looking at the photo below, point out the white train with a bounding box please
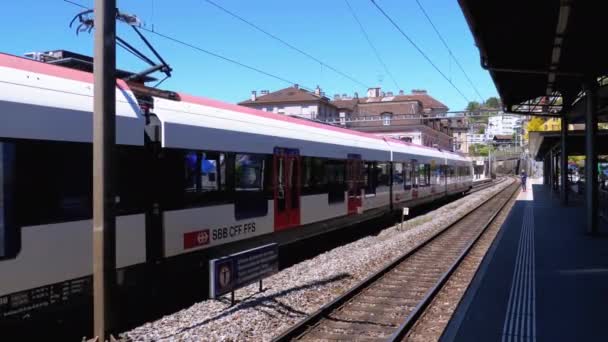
[0,52,472,329]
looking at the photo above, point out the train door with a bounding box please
[346,154,363,214]
[273,147,301,230]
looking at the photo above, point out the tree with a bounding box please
[484,97,501,109]
[466,101,481,111]
[469,143,494,157]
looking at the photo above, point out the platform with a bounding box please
[442,178,608,342]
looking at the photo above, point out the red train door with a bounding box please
[346,154,363,214]
[273,148,301,230]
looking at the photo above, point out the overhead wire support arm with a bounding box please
[370,0,471,103]
[66,1,172,82]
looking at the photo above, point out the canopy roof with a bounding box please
[458,1,608,116]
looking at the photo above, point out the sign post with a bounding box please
[400,207,409,230]
[209,244,279,306]
[92,0,117,340]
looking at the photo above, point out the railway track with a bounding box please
[469,177,505,194]
[274,179,518,342]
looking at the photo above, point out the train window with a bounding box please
[161,149,232,209]
[184,152,226,193]
[377,163,390,191]
[116,146,149,215]
[418,164,426,187]
[364,162,377,195]
[234,153,268,219]
[302,157,326,195]
[17,141,92,226]
[403,162,412,190]
[418,164,431,187]
[235,154,264,191]
[393,163,404,186]
[325,159,345,204]
[0,142,17,259]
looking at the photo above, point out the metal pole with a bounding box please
[93,0,117,340]
[584,82,598,234]
[561,114,568,205]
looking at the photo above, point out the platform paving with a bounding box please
[442,178,608,342]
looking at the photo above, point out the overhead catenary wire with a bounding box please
[202,0,370,89]
[344,0,400,91]
[139,27,315,90]
[414,0,485,103]
[370,0,471,104]
[62,0,315,91]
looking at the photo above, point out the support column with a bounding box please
[584,82,598,234]
[547,150,553,187]
[555,150,559,191]
[543,155,551,186]
[93,0,117,340]
[561,114,569,204]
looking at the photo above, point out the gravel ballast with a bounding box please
[123,179,513,341]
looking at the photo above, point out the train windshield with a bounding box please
[0,142,16,258]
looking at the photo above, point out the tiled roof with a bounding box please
[330,92,449,115]
[332,98,359,111]
[238,86,331,105]
[356,101,419,116]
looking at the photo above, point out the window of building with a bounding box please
[381,112,392,126]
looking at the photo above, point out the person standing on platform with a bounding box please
[520,170,527,192]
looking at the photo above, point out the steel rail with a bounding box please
[272,178,517,341]
[387,179,519,341]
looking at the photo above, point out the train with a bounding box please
[0,51,473,331]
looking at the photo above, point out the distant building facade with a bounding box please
[238,85,454,150]
[238,85,338,121]
[449,118,469,153]
[487,113,522,138]
[332,87,453,149]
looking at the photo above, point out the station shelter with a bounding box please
[441,1,608,341]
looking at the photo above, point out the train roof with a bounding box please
[0,52,471,165]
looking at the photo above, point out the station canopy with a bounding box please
[458,1,608,122]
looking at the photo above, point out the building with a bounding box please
[239,85,454,150]
[487,113,522,138]
[449,117,470,153]
[332,87,453,149]
[467,133,487,145]
[238,85,338,121]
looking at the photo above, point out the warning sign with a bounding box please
[209,243,278,298]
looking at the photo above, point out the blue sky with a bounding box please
[1,0,497,110]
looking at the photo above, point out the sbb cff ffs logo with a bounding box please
[183,229,210,249]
